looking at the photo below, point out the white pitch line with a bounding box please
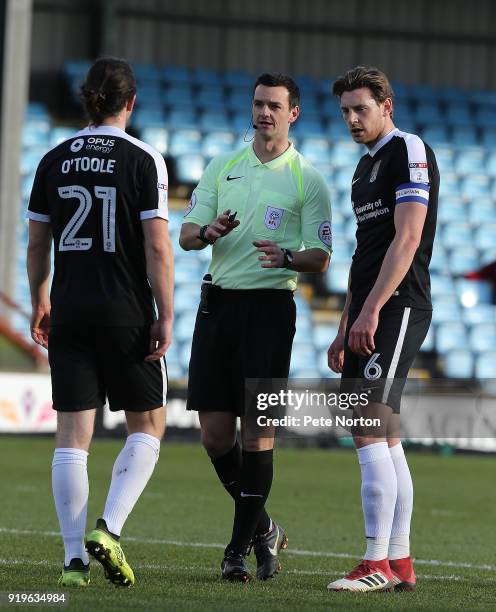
[1,558,493,583]
[0,527,494,572]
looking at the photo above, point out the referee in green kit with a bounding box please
[179,73,332,582]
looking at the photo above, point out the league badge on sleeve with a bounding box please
[409,162,429,183]
[264,206,284,230]
[184,192,197,216]
[319,221,332,247]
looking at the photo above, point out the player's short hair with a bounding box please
[80,57,136,125]
[253,73,300,109]
[332,66,394,106]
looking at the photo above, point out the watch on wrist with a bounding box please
[282,248,294,268]
[198,224,215,245]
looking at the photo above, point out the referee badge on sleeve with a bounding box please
[184,192,197,216]
[318,221,332,247]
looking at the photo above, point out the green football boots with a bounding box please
[85,519,135,587]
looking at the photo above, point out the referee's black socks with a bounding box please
[209,443,272,535]
[228,449,274,554]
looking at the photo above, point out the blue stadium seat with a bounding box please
[313,323,339,350]
[445,103,473,126]
[175,312,198,342]
[226,89,253,110]
[485,152,496,177]
[163,85,194,107]
[454,148,486,174]
[333,167,354,191]
[192,68,221,86]
[474,351,496,379]
[199,111,232,132]
[320,99,342,121]
[459,174,491,198]
[175,154,205,184]
[456,279,492,307]
[430,273,455,298]
[429,245,449,274]
[201,131,235,158]
[442,222,473,248]
[435,322,468,353]
[480,126,496,147]
[299,138,331,164]
[327,121,351,141]
[432,295,461,323]
[474,108,496,127]
[443,349,474,378]
[467,198,495,224]
[452,125,479,146]
[462,303,496,325]
[292,117,324,138]
[223,70,252,88]
[140,127,169,155]
[434,146,455,173]
[50,127,77,147]
[438,172,460,197]
[290,347,318,376]
[469,323,496,352]
[132,108,166,128]
[474,224,496,249]
[440,87,469,104]
[414,101,443,123]
[162,66,192,85]
[326,262,349,294]
[196,85,226,108]
[420,125,450,144]
[133,63,161,80]
[329,142,362,168]
[447,246,479,276]
[437,198,467,223]
[330,236,353,263]
[169,129,202,156]
[408,84,440,102]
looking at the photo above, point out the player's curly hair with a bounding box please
[332,66,394,105]
[253,73,300,109]
[80,57,136,125]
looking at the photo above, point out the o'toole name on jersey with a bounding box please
[61,157,116,174]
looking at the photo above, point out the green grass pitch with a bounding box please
[0,437,495,611]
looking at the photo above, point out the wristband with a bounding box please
[198,225,215,245]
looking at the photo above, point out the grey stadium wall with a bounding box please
[30,0,496,90]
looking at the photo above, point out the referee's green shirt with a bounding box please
[184,143,332,290]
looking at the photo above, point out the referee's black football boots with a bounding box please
[221,549,251,582]
[251,522,288,580]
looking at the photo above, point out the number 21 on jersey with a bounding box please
[58,184,116,252]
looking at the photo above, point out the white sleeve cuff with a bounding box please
[26,211,51,222]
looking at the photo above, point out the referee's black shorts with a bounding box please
[48,326,168,412]
[187,288,296,416]
[341,306,431,413]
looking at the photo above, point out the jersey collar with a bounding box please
[368,127,399,157]
[248,142,297,168]
[77,125,127,137]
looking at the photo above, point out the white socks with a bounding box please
[357,442,397,561]
[388,442,413,560]
[52,448,89,566]
[102,433,160,536]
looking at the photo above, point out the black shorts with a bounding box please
[187,288,296,416]
[341,306,431,413]
[48,326,168,412]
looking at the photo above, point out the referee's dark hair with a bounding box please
[332,66,394,109]
[253,73,300,109]
[80,57,137,125]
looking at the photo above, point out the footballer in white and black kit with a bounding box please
[27,125,169,411]
[342,128,439,411]
[327,67,439,594]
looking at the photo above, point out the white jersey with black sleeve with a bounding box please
[27,125,168,326]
